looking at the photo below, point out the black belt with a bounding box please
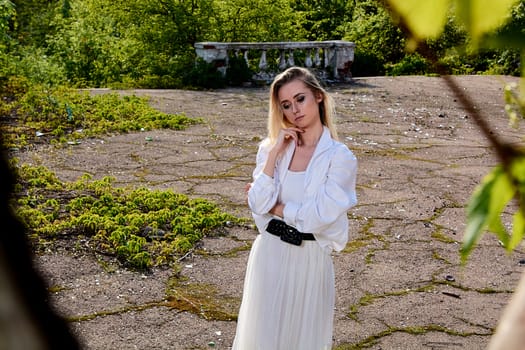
[266,219,315,246]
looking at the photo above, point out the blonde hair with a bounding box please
[267,67,338,144]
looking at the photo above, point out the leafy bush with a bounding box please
[130,74,181,89]
[182,58,226,89]
[12,164,241,269]
[342,0,406,66]
[0,78,202,149]
[386,53,429,76]
[226,54,253,86]
[437,53,475,75]
[494,50,521,76]
[351,49,385,77]
[9,46,67,86]
[437,49,520,76]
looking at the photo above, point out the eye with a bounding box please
[296,95,305,103]
[281,103,291,110]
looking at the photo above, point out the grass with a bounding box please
[3,78,243,270]
[1,77,202,150]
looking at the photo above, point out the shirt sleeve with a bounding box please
[283,144,358,234]
[247,142,280,216]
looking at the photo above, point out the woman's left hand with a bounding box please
[244,183,252,204]
[269,202,284,218]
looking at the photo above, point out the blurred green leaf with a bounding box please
[510,155,525,182]
[456,0,520,45]
[508,155,525,250]
[461,167,514,262]
[387,0,520,47]
[509,210,525,250]
[486,168,514,241]
[462,154,525,261]
[386,0,450,39]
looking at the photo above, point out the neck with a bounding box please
[299,126,323,147]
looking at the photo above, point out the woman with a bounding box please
[232,67,358,350]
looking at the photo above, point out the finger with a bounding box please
[281,131,297,142]
[283,133,295,142]
[284,127,303,136]
[288,127,304,133]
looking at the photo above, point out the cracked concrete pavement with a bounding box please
[21,75,525,349]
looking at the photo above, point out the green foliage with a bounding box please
[435,48,520,75]
[45,0,136,87]
[505,81,525,127]
[225,54,253,86]
[461,155,525,262]
[11,0,60,46]
[343,1,406,65]
[0,0,15,45]
[12,164,240,269]
[5,46,67,85]
[0,78,201,149]
[386,53,429,76]
[490,49,522,76]
[387,0,520,45]
[2,0,524,87]
[214,0,300,41]
[481,0,525,76]
[351,49,385,77]
[426,17,468,58]
[436,53,475,75]
[183,58,226,89]
[290,0,351,41]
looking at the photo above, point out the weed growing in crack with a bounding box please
[166,276,239,321]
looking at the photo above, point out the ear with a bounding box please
[315,92,323,104]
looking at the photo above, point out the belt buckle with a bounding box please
[280,227,303,246]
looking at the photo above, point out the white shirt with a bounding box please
[248,126,358,252]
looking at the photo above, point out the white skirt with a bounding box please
[232,231,335,350]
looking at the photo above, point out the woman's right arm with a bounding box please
[247,143,280,215]
[262,149,279,178]
[262,128,302,177]
[248,129,300,215]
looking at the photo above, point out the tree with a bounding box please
[43,0,218,87]
[0,0,15,44]
[11,0,59,46]
[384,0,524,348]
[290,0,352,41]
[45,0,129,86]
[214,0,300,42]
[340,0,405,75]
[120,0,217,85]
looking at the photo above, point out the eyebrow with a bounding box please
[280,92,306,105]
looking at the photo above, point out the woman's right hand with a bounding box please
[263,127,303,178]
[271,127,304,157]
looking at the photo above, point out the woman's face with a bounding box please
[277,80,323,130]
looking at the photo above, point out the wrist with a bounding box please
[270,202,284,218]
[268,148,280,160]
[263,152,279,177]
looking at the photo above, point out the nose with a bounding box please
[291,101,300,114]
